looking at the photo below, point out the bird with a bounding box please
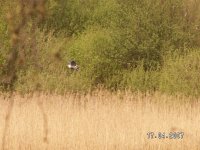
[67,60,79,70]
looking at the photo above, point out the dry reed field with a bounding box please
[0,91,200,150]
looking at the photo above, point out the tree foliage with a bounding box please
[0,0,200,95]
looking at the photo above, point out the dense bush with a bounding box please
[13,31,92,93]
[67,27,126,87]
[45,0,96,35]
[160,50,200,96]
[0,8,9,74]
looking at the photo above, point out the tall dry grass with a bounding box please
[0,91,200,150]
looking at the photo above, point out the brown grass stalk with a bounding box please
[1,95,14,150]
[37,99,49,147]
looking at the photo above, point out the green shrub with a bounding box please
[88,0,124,28]
[117,0,198,70]
[160,50,200,96]
[120,63,160,92]
[67,27,125,86]
[45,0,97,36]
[45,0,200,71]
[11,30,91,93]
[0,12,9,74]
